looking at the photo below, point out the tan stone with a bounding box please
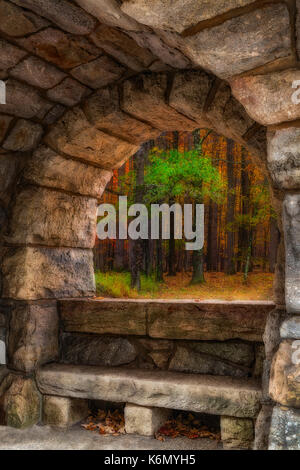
[230,69,300,126]
[269,340,300,408]
[0,0,49,37]
[24,146,112,198]
[45,108,138,170]
[8,301,59,373]
[221,416,254,449]
[60,299,147,336]
[7,186,97,248]
[10,56,66,90]
[3,119,43,152]
[125,403,170,436]
[83,87,159,144]
[122,73,197,131]
[47,78,90,107]
[2,247,95,300]
[0,374,40,428]
[43,396,88,427]
[71,56,125,89]
[121,0,258,33]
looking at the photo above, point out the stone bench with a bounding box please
[37,364,262,419]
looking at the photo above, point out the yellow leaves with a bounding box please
[82,408,126,437]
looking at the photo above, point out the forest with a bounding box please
[94,130,279,300]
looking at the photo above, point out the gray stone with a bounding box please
[10,0,97,34]
[43,104,66,126]
[0,0,49,37]
[10,56,66,89]
[71,56,125,89]
[0,39,26,70]
[220,416,254,449]
[184,5,291,78]
[188,341,254,367]
[90,25,155,72]
[125,403,171,437]
[263,308,287,360]
[281,317,300,339]
[47,78,90,107]
[2,246,95,300]
[43,396,89,428]
[0,115,13,144]
[268,128,300,190]
[45,107,138,170]
[283,194,300,314]
[24,146,112,198]
[37,363,262,418]
[74,0,144,31]
[0,79,52,119]
[253,404,273,450]
[121,0,257,33]
[169,345,249,378]
[7,186,98,248]
[122,73,197,131]
[230,69,300,126]
[60,299,147,336]
[3,119,43,152]
[83,86,159,144]
[269,406,300,450]
[253,344,265,378]
[61,334,137,366]
[7,301,59,373]
[18,28,100,70]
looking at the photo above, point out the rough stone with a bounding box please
[122,73,197,131]
[148,351,170,369]
[0,39,26,70]
[2,247,95,300]
[74,0,144,31]
[3,119,43,152]
[268,128,300,190]
[43,104,66,126]
[253,404,273,450]
[43,396,88,428]
[169,346,249,378]
[7,186,98,248]
[121,0,257,33]
[0,115,13,144]
[37,363,262,418]
[91,25,155,72]
[296,0,300,59]
[45,107,138,170]
[263,308,287,360]
[61,334,137,366]
[60,299,147,336]
[0,374,40,428]
[220,416,254,449]
[184,5,291,79]
[47,78,90,107]
[83,86,159,144]
[253,344,265,378]
[0,154,20,206]
[269,406,300,450]
[71,56,125,89]
[18,28,100,70]
[10,56,66,90]
[281,317,300,339]
[147,300,272,341]
[0,314,5,328]
[24,146,112,198]
[124,403,171,436]
[283,194,300,314]
[7,301,59,373]
[230,69,300,126]
[269,340,300,408]
[0,79,52,119]
[10,0,97,35]
[0,0,49,37]
[187,341,254,367]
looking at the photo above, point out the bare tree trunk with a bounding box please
[269,216,280,273]
[225,139,236,275]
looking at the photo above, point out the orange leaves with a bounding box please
[82,409,125,436]
[155,412,221,442]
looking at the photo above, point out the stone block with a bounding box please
[43,396,88,427]
[269,406,300,450]
[2,246,95,300]
[8,301,59,373]
[71,56,125,89]
[125,403,171,436]
[3,119,43,152]
[281,317,300,339]
[0,0,49,37]
[42,104,66,126]
[7,186,97,248]
[23,146,112,198]
[0,115,13,144]
[47,78,90,107]
[184,5,291,78]
[10,56,66,90]
[253,344,265,378]
[268,128,300,190]
[220,416,254,449]
[60,299,147,336]
[253,404,273,450]
[0,153,21,206]
[0,39,26,70]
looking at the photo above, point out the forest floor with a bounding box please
[95,271,274,301]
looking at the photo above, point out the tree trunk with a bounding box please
[225,139,236,275]
[237,148,250,272]
[269,216,280,273]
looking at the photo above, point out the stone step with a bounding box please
[37,364,262,418]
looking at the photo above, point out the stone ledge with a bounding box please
[37,363,262,418]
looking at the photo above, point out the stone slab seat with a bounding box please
[36,364,262,419]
